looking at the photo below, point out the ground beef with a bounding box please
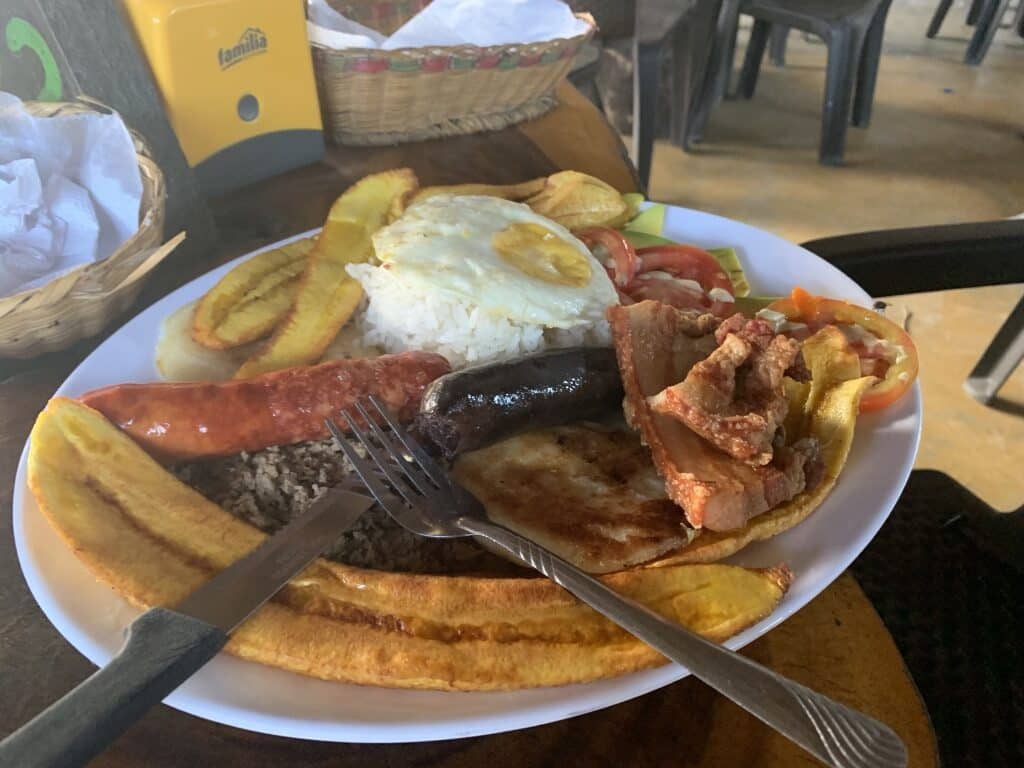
[172,439,522,576]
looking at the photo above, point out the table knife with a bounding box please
[0,486,375,768]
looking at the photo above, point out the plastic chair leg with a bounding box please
[708,0,743,103]
[967,0,985,25]
[965,294,1024,404]
[633,38,663,191]
[689,48,724,146]
[668,18,697,151]
[820,27,864,165]
[966,0,1012,64]
[852,0,891,128]
[769,25,789,65]
[927,0,954,37]
[737,19,770,99]
[673,0,723,150]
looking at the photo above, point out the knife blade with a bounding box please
[176,486,375,632]
[0,484,374,768]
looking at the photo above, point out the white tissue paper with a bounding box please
[307,0,387,50]
[0,92,143,298]
[307,0,589,51]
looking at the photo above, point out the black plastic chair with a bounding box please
[802,218,1024,402]
[927,0,1014,64]
[768,24,790,64]
[634,0,726,189]
[733,0,893,165]
[801,218,1024,295]
[927,0,984,36]
[965,0,1016,63]
[968,0,986,25]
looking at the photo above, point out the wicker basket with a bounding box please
[0,99,177,359]
[311,3,596,145]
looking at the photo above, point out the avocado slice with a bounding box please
[706,247,750,298]
[626,203,666,236]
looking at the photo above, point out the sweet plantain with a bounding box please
[28,397,792,690]
[409,178,546,207]
[523,171,631,230]
[192,238,314,349]
[235,169,419,379]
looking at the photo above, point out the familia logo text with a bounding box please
[218,27,267,69]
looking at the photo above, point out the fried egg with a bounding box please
[361,194,618,327]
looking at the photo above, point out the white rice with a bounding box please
[347,263,611,368]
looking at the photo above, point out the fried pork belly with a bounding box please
[609,301,817,532]
[648,315,800,465]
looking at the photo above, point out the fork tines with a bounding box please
[325,397,445,514]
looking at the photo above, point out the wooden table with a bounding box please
[0,83,938,767]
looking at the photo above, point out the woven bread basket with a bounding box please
[0,99,177,359]
[312,2,596,145]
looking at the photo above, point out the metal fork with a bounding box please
[326,398,908,768]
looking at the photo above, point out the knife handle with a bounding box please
[0,607,227,768]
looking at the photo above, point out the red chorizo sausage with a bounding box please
[79,352,451,462]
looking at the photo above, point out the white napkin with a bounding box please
[307,0,589,51]
[0,92,142,298]
[307,0,387,49]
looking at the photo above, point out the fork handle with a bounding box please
[459,517,907,768]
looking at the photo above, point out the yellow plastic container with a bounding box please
[121,0,323,194]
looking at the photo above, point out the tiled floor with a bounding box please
[648,0,1024,243]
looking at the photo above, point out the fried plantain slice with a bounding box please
[192,238,313,349]
[410,172,634,230]
[29,397,791,690]
[409,178,547,207]
[234,169,418,379]
[801,325,868,423]
[523,171,631,230]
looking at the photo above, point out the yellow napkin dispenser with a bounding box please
[121,0,324,196]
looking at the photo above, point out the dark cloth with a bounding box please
[852,469,1024,768]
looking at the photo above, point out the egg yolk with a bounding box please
[492,223,592,287]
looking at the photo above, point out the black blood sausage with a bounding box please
[415,347,624,458]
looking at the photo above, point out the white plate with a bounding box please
[12,204,921,743]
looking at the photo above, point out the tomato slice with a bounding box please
[636,245,734,291]
[626,271,708,311]
[767,288,919,412]
[635,244,735,316]
[574,227,639,287]
[574,230,736,315]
